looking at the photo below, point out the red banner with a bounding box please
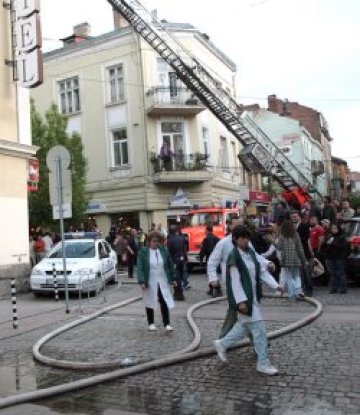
[249,191,270,203]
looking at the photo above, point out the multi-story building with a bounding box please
[242,108,327,198]
[350,172,360,194]
[331,157,351,199]
[31,13,248,234]
[267,95,333,192]
[0,4,39,294]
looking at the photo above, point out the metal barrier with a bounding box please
[77,268,121,313]
[52,263,59,301]
[10,278,18,329]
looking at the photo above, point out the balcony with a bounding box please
[150,152,212,183]
[146,86,206,117]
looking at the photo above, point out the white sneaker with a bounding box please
[257,362,278,375]
[213,339,227,362]
[148,324,157,331]
[165,325,173,332]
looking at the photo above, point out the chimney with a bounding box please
[73,22,91,37]
[61,22,91,47]
[113,8,129,29]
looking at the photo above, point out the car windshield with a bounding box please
[189,212,222,227]
[48,241,95,259]
[339,221,360,237]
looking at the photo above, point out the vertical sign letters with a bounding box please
[13,0,43,88]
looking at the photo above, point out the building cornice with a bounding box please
[0,139,38,159]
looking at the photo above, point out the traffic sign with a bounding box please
[46,146,72,206]
[52,203,72,220]
[49,170,72,205]
[46,145,70,172]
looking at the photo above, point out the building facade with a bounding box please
[0,4,38,294]
[331,157,351,199]
[31,16,250,235]
[350,172,360,194]
[243,108,328,198]
[267,95,333,192]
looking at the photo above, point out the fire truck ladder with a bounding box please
[107,0,319,194]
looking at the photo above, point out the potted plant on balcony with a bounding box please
[191,152,208,171]
[150,151,160,173]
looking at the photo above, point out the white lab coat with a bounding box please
[142,248,175,310]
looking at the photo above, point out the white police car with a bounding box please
[30,232,118,295]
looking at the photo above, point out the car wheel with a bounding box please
[32,291,43,297]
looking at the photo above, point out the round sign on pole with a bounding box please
[46,145,71,172]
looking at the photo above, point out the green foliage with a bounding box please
[349,193,360,209]
[29,101,89,230]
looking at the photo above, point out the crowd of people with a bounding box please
[28,195,357,376]
[120,196,357,376]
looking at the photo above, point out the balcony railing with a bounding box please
[146,86,205,116]
[150,152,209,173]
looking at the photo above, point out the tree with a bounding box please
[349,193,360,210]
[29,101,89,230]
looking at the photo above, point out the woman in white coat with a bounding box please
[137,231,176,331]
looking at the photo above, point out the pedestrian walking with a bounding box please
[276,220,307,300]
[167,225,188,300]
[137,231,176,331]
[126,229,138,279]
[213,225,283,375]
[199,224,220,264]
[290,211,313,296]
[113,231,128,271]
[323,223,348,294]
[207,216,243,299]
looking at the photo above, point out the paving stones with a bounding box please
[0,276,359,414]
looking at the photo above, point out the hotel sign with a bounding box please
[13,0,43,88]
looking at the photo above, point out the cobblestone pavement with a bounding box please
[0,273,359,414]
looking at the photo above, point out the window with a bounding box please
[219,136,229,169]
[231,141,237,171]
[189,212,222,227]
[157,58,179,96]
[112,128,129,167]
[202,127,209,155]
[108,65,124,103]
[161,122,185,154]
[59,77,80,114]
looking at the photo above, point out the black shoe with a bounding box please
[213,288,223,298]
[173,295,185,301]
[329,290,337,294]
[339,290,347,294]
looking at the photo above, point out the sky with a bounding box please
[40,0,360,171]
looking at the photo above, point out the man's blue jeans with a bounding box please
[219,319,269,366]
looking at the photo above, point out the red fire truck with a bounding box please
[181,207,241,269]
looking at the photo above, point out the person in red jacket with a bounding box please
[34,234,45,263]
[309,216,325,258]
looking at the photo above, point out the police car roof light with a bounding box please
[64,232,100,240]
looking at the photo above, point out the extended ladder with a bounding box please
[107,0,317,193]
